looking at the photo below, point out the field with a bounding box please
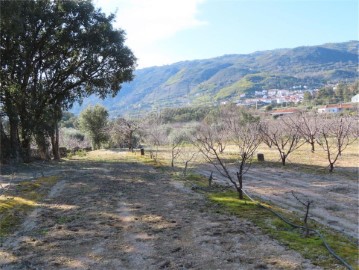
[0,144,358,269]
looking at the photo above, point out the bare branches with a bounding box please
[260,117,305,166]
[285,113,320,152]
[291,191,314,237]
[193,117,262,199]
[108,118,140,151]
[316,115,357,172]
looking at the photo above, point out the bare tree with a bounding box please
[109,118,140,151]
[316,115,357,173]
[59,128,91,150]
[284,113,320,153]
[178,134,198,176]
[168,131,186,167]
[291,191,313,237]
[261,117,305,166]
[181,151,197,176]
[194,121,261,199]
[142,114,167,162]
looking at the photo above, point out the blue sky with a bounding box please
[95,0,358,68]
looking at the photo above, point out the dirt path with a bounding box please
[1,151,321,269]
[197,163,359,240]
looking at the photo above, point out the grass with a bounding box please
[187,174,358,270]
[0,176,58,238]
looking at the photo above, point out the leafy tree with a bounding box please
[78,105,109,150]
[60,112,77,129]
[0,0,136,162]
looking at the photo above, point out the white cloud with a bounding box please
[95,0,207,67]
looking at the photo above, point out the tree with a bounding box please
[1,0,136,162]
[78,105,109,150]
[285,113,320,153]
[141,113,167,162]
[168,129,187,167]
[194,119,261,199]
[316,115,356,172]
[261,117,305,166]
[109,118,140,151]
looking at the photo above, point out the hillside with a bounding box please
[71,41,359,116]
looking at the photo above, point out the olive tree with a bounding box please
[78,105,109,150]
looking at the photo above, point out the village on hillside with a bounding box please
[220,83,359,116]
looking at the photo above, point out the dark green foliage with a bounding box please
[308,80,358,105]
[60,112,77,128]
[78,105,109,150]
[160,106,212,123]
[0,0,136,162]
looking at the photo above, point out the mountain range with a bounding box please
[71,41,359,116]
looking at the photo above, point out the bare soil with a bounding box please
[0,150,321,270]
[197,162,359,240]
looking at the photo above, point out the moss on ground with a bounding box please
[0,176,58,237]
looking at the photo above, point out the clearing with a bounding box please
[0,150,322,270]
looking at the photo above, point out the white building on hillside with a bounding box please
[351,94,359,103]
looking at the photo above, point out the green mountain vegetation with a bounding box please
[71,41,359,116]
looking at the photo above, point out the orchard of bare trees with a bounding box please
[2,94,357,198]
[112,105,357,199]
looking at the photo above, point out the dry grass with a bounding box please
[138,141,358,176]
[254,141,359,169]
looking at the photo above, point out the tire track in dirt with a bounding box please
[1,154,321,269]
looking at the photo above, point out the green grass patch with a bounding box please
[0,176,59,238]
[207,190,358,270]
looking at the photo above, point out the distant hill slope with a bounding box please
[71,41,359,116]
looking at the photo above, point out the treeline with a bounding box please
[304,81,358,105]
[160,107,213,123]
[0,0,136,163]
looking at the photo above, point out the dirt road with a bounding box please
[0,151,321,270]
[197,163,359,240]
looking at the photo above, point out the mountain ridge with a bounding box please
[71,41,359,116]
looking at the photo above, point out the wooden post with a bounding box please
[140,148,145,155]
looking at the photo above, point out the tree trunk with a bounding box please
[0,120,11,162]
[310,142,315,153]
[281,153,287,166]
[35,133,50,160]
[21,137,32,163]
[329,163,334,173]
[236,172,243,200]
[183,160,189,176]
[128,131,133,152]
[51,122,60,160]
[9,117,21,162]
